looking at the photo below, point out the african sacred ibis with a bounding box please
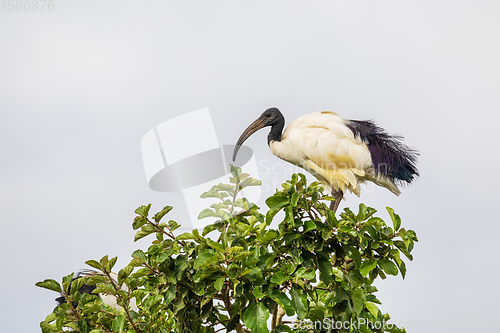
[55,270,138,311]
[233,108,418,212]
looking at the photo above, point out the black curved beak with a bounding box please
[232,116,268,161]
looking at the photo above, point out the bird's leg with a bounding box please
[330,189,343,213]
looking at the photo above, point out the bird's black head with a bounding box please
[232,107,285,161]
[259,107,284,127]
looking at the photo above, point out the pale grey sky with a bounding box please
[1,1,499,332]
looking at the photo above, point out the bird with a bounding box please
[232,107,418,212]
[55,270,138,312]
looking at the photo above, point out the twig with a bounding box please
[103,271,139,333]
[147,220,186,246]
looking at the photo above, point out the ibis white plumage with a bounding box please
[232,108,418,212]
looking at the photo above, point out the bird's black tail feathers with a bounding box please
[346,120,419,184]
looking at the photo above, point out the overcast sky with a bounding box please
[1,1,500,332]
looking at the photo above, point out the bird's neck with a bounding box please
[268,123,284,144]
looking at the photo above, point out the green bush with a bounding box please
[37,166,417,333]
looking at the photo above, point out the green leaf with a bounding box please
[268,289,294,316]
[201,300,214,320]
[40,313,58,333]
[317,254,332,285]
[398,228,412,250]
[399,260,407,279]
[265,194,290,210]
[347,271,363,288]
[132,216,147,230]
[285,205,293,224]
[233,250,253,261]
[107,256,118,271]
[303,220,317,233]
[290,286,308,320]
[134,229,155,242]
[191,228,203,243]
[176,232,195,240]
[240,177,261,188]
[351,288,366,315]
[252,286,265,298]
[172,292,185,313]
[112,314,125,332]
[198,208,218,220]
[394,240,413,260]
[135,204,151,218]
[242,302,270,333]
[128,258,143,267]
[333,288,349,303]
[234,279,243,297]
[131,249,147,262]
[202,223,217,236]
[407,229,418,242]
[168,219,181,231]
[85,260,102,270]
[365,217,385,227]
[214,277,225,291]
[208,240,225,252]
[357,203,367,220]
[243,267,262,282]
[92,283,115,295]
[291,192,300,206]
[386,207,401,232]
[366,301,380,317]
[86,274,107,285]
[347,246,361,268]
[274,325,293,333]
[226,246,244,256]
[326,209,338,228]
[69,278,85,295]
[154,206,173,222]
[193,250,217,269]
[163,284,176,306]
[100,255,109,269]
[35,279,62,293]
[379,258,399,276]
[364,225,380,241]
[360,259,377,277]
[296,267,316,280]
[230,164,242,179]
[257,231,277,244]
[266,208,281,224]
[270,271,288,285]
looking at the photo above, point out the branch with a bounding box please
[271,305,286,329]
[103,272,139,333]
[272,305,278,329]
[146,219,186,246]
[63,293,82,322]
[217,181,241,244]
[276,306,286,327]
[228,180,240,216]
[236,324,251,333]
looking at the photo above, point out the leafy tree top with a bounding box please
[37,166,417,333]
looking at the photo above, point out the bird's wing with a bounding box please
[282,111,373,195]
